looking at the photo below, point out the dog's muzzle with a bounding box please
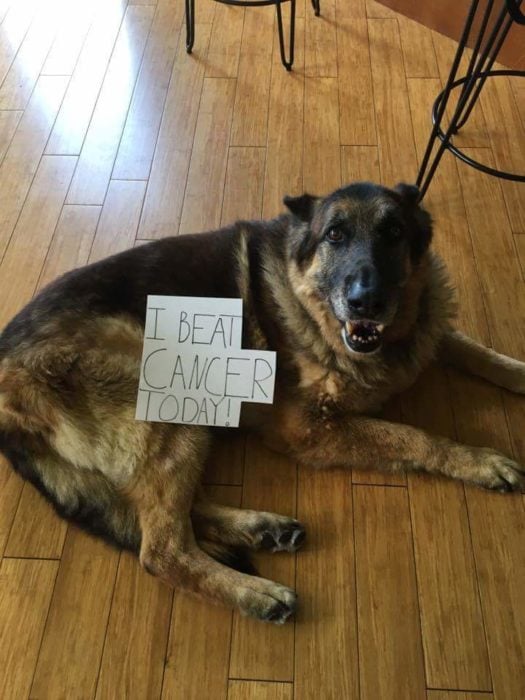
[342,320,385,354]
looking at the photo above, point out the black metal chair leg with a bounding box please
[185,0,195,53]
[311,0,320,17]
[276,0,295,71]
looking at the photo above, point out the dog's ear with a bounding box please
[283,193,318,222]
[392,183,421,207]
[393,183,432,260]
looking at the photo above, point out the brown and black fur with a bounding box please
[1,182,524,623]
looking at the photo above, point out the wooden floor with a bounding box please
[0,0,524,698]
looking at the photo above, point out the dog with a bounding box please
[1,181,524,624]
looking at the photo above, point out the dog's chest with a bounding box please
[295,355,389,415]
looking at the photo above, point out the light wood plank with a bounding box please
[263,18,304,218]
[30,528,120,699]
[0,558,58,700]
[162,485,242,700]
[304,76,341,194]
[354,484,426,700]
[0,155,77,328]
[41,0,96,76]
[368,19,418,185]
[4,484,67,559]
[0,1,37,87]
[431,31,489,149]
[95,551,173,700]
[305,0,337,77]
[89,180,146,262]
[294,468,358,699]
[398,15,439,78]
[366,0,397,18]
[0,76,68,261]
[229,437,296,682]
[45,1,127,155]
[138,24,212,239]
[112,0,184,180]
[230,7,273,147]
[337,18,377,146]
[205,4,244,78]
[178,77,236,235]
[516,234,525,278]
[479,74,525,234]
[336,0,366,18]
[221,146,265,225]
[341,144,380,183]
[402,368,492,691]
[0,109,21,163]
[0,0,60,110]
[459,148,525,361]
[0,456,23,558]
[66,6,154,205]
[229,680,293,700]
[427,692,493,700]
[38,204,101,288]
[407,78,489,339]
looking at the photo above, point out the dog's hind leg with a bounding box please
[191,494,306,553]
[128,429,297,623]
[441,330,525,393]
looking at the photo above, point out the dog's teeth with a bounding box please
[377,324,385,332]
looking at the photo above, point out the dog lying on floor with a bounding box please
[1,182,524,623]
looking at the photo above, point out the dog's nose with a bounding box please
[346,273,386,318]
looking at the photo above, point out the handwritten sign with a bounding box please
[135,296,276,427]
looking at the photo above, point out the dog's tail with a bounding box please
[441,330,525,394]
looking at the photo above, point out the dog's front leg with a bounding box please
[442,330,525,393]
[274,405,525,492]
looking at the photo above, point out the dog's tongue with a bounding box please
[344,321,384,353]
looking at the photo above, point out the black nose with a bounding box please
[346,273,386,318]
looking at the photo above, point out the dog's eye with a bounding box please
[325,227,344,243]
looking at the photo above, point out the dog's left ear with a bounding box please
[283,193,318,222]
[392,183,421,207]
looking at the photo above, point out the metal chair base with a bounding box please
[185,0,318,70]
[417,0,524,200]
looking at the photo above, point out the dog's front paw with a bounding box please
[461,447,525,493]
[238,578,297,624]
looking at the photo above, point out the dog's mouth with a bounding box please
[341,320,385,354]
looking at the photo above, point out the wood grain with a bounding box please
[295,469,359,700]
[229,437,297,681]
[112,0,184,180]
[138,24,212,239]
[45,1,128,155]
[0,155,77,327]
[30,528,120,699]
[354,484,426,700]
[66,5,154,205]
[337,18,377,146]
[0,76,68,261]
[230,7,274,148]
[0,558,58,700]
[221,146,265,225]
[229,680,293,700]
[179,77,236,235]
[368,19,417,184]
[161,485,242,700]
[95,551,173,700]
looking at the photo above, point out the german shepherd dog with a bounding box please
[1,182,524,623]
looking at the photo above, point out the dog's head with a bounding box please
[284,182,433,356]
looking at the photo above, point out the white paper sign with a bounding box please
[135,296,276,427]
